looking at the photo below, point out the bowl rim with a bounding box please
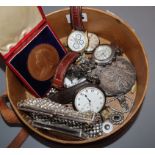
[6,7,149,145]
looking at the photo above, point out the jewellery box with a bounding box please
[0,7,67,97]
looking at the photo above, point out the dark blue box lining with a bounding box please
[10,26,66,97]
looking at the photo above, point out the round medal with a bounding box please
[27,44,59,81]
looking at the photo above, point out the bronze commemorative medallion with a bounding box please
[27,44,59,81]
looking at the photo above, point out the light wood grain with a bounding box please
[6,7,149,144]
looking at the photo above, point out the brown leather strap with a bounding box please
[52,52,80,89]
[70,6,84,31]
[8,128,29,148]
[0,94,20,124]
[0,94,29,147]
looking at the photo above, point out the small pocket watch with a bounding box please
[67,30,88,53]
[93,44,116,66]
[74,84,106,113]
[85,32,100,53]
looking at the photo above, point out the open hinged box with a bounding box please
[0,6,66,97]
[1,7,149,145]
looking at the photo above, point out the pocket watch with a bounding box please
[67,30,88,53]
[49,81,90,104]
[93,44,116,66]
[74,84,106,113]
[85,32,100,53]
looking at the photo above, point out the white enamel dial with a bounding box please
[93,45,115,65]
[85,33,100,52]
[74,86,105,113]
[68,31,88,52]
[64,77,86,88]
[94,45,112,60]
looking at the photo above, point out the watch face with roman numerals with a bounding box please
[74,85,106,113]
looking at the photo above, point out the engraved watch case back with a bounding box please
[93,57,136,96]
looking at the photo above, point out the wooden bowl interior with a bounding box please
[6,7,148,144]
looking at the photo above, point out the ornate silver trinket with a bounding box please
[109,111,124,125]
[102,121,113,134]
[94,57,136,96]
[17,98,102,125]
[17,98,104,139]
[91,57,136,113]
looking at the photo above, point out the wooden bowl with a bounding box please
[6,7,149,144]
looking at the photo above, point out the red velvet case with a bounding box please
[0,7,67,97]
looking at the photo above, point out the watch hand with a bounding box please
[102,52,106,58]
[84,94,92,111]
[84,94,91,103]
[70,79,73,84]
